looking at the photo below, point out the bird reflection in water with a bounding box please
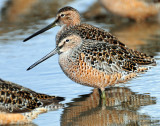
[61,87,158,126]
[0,79,64,125]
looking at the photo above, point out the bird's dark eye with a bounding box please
[60,14,65,17]
[66,39,70,42]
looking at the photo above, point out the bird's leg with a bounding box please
[101,90,106,99]
[99,88,106,99]
[98,88,106,107]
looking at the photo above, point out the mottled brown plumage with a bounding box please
[60,28,155,65]
[58,33,155,92]
[23,6,156,98]
[26,32,156,99]
[0,79,64,113]
[23,6,155,66]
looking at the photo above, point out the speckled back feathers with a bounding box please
[58,32,156,90]
[58,26,155,67]
[0,79,64,113]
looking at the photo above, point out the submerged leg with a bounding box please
[98,89,106,99]
[98,88,106,99]
[98,88,106,107]
[101,90,106,99]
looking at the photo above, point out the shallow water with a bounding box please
[0,0,160,125]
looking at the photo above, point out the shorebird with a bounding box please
[0,79,64,125]
[99,0,160,22]
[26,31,156,99]
[23,6,119,47]
[23,6,155,63]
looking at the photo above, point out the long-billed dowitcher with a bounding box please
[0,79,64,124]
[99,0,160,22]
[23,6,118,45]
[23,6,155,63]
[26,31,156,98]
[0,79,64,113]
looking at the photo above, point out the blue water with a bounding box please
[0,0,160,125]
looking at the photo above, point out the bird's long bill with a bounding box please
[27,47,58,71]
[23,19,58,42]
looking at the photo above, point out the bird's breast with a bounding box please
[58,51,123,89]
